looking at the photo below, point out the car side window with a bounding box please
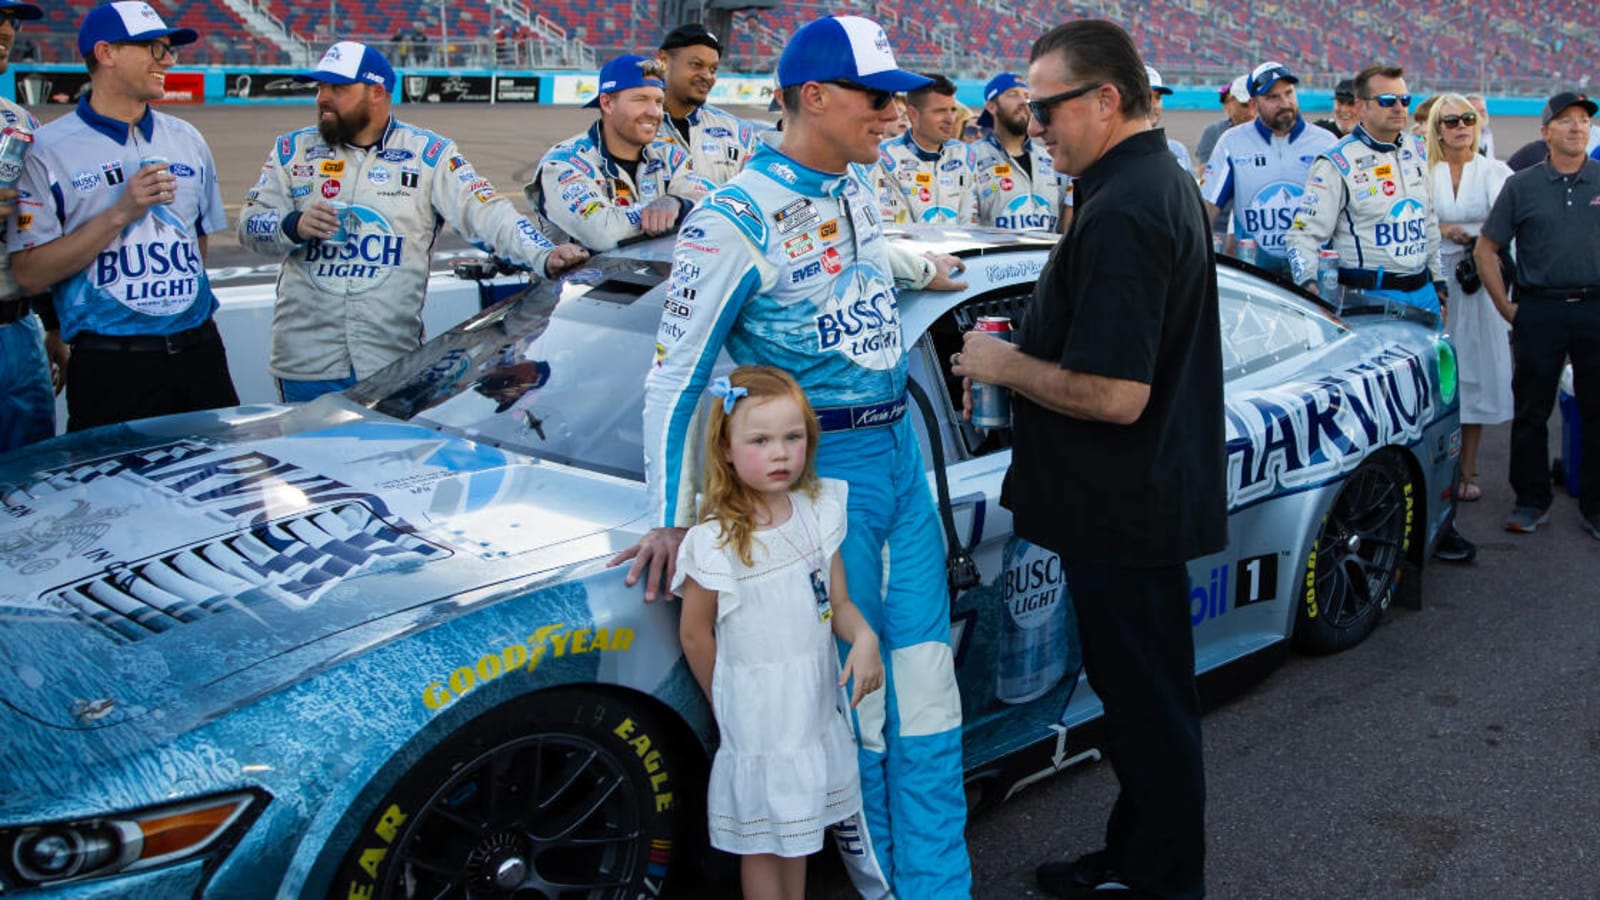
[1218,275,1345,381]
[920,287,1034,459]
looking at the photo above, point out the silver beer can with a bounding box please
[1318,249,1341,295]
[1236,238,1259,266]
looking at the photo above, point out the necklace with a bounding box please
[771,493,832,622]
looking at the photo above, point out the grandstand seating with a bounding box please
[17,0,1597,93]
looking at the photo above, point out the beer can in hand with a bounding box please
[0,126,34,191]
[1318,249,1341,296]
[971,316,1012,429]
[140,155,171,203]
[1236,238,1259,266]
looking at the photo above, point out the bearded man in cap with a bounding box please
[971,71,1071,231]
[236,41,586,402]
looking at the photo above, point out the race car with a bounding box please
[0,229,1461,897]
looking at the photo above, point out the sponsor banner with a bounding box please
[155,71,205,104]
[400,74,494,103]
[491,75,540,103]
[706,76,773,107]
[225,71,318,99]
[548,74,598,106]
[13,70,92,105]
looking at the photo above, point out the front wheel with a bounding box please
[332,688,691,900]
[1293,455,1413,655]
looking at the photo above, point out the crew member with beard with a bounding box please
[970,72,1072,232]
[654,23,757,185]
[1199,61,1336,276]
[236,41,587,403]
[526,54,710,252]
[8,1,239,431]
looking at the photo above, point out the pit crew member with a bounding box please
[654,23,758,185]
[971,72,1070,232]
[875,72,978,224]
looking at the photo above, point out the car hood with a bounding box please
[0,401,647,732]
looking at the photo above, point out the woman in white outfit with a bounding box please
[1427,93,1514,501]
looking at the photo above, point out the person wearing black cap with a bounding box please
[1474,90,1600,539]
[526,54,710,252]
[655,22,757,185]
[0,0,56,452]
[236,41,587,403]
[8,1,239,432]
[1314,77,1358,137]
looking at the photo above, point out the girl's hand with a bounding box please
[840,634,884,709]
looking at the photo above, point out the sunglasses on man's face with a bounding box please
[1026,82,1103,126]
[823,80,894,111]
[1439,113,1478,128]
[1363,93,1412,108]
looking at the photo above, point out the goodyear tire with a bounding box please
[1293,455,1413,655]
[333,687,689,899]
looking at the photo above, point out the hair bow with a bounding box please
[708,376,748,414]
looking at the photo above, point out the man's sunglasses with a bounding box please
[1361,93,1412,108]
[1439,113,1478,128]
[0,10,26,28]
[823,80,895,111]
[1027,81,1102,125]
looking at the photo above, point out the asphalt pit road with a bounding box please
[1426,692,1460,708]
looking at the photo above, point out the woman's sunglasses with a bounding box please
[1439,113,1479,128]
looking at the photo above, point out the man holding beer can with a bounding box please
[7,1,239,432]
[0,0,56,452]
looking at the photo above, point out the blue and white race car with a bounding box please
[0,230,1460,897]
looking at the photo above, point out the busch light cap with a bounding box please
[584,54,665,108]
[78,2,198,58]
[295,41,397,93]
[1248,61,1298,97]
[777,16,931,93]
[0,1,44,22]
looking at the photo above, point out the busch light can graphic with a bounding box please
[0,126,33,191]
[1236,238,1259,266]
[140,154,170,203]
[998,537,1069,704]
[1318,249,1341,296]
[971,316,1012,429]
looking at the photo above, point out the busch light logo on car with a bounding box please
[304,205,405,292]
[813,263,901,371]
[998,538,1071,704]
[1241,181,1303,255]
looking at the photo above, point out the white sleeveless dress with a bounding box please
[672,478,861,857]
[1432,155,1514,426]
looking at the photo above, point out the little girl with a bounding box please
[674,365,883,900]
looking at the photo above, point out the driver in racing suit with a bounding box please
[875,73,978,225]
[237,41,586,401]
[616,16,973,899]
[1284,65,1446,314]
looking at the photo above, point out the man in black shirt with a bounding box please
[953,19,1223,900]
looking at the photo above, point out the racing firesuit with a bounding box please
[1200,116,1337,277]
[875,131,978,225]
[1285,125,1445,313]
[970,133,1069,232]
[643,140,971,899]
[525,121,711,252]
[0,96,52,453]
[657,103,759,185]
[237,116,560,382]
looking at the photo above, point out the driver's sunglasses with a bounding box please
[823,80,895,111]
[115,40,177,62]
[1027,82,1103,126]
[0,11,25,28]
[1362,92,1412,108]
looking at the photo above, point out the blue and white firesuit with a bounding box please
[1285,125,1444,313]
[969,133,1068,232]
[0,95,52,453]
[1199,116,1336,277]
[643,140,970,899]
[875,131,978,225]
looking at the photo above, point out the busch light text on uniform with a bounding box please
[815,289,899,357]
[95,240,202,306]
[305,232,404,279]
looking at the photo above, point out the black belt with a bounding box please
[1338,269,1430,292]
[72,319,220,354]
[0,297,30,326]
[1516,286,1600,302]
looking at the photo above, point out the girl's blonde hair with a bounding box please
[1425,92,1480,168]
[700,365,822,566]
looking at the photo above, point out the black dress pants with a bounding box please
[1508,297,1600,518]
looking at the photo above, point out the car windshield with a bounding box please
[345,256,672,480]
[1217,267,1345,378]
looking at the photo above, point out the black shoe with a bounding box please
[1432,526,1477,563]
[1037,849,1132,897]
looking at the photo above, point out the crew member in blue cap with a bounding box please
[525,53,710,251]
[8,1,238,432]
[619,14,971,899]
[235,41,587,402]
[0,0,56,452]
[971,71,1072,232]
